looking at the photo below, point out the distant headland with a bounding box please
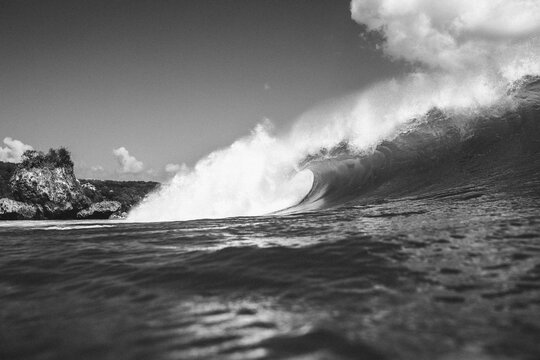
[0,148,159,220]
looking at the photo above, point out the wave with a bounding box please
[127,75,540,222]
[125,0,540,222]
[288,76,540,213]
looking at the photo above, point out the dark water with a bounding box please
[1,164,540,360]
[2,79,540,360]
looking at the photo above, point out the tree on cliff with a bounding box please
[19,147,74,170]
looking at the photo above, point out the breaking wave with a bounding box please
[289,76,540,213]
[127,75,540,222]
[128,0,540,222]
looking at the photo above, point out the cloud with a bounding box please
[350,0,540,79]
[164,163,185,173]
[112,147,144,174]
[0,137,33,163]
[165,163,181,173]
[74,163,109,180]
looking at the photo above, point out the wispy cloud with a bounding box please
[165,163,188,174]
[0,137,33,163]
[113,147,144,174]
[74,162,109,180]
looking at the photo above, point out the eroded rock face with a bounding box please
[76,201,122,219]
[0,198,42,220]
[10,167,91,219]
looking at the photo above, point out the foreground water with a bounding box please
[2,171,540,360]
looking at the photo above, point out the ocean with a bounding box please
[1,181,540,360]
[2,79,540,360]
[2,136,540,359]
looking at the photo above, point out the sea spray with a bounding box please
[128,122,314,221]
[289,72,505,154]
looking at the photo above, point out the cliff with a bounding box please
[11,166,91,219]
[0,149,160,220]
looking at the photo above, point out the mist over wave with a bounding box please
[128,123,314,221]
[128,0,540,222]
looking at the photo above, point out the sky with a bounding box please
[0,0,404,180]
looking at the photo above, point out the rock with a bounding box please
[0,198,42,220]
[109,211,128,220]
[10,167,91,219]
[77,201,122,219]
[43,201,75,219]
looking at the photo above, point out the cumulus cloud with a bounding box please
[351,0,540,79]
[113,147,144,174]
[0,137,33,163]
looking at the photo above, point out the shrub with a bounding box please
[19,147,74,170]
[80,179,160,212]
[0,161,16,198]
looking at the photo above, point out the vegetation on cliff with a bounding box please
[0,161,16,198]
[19,147,74,170]
[80,179,159,213]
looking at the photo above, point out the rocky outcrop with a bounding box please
[1,149,158,220]
[10,167,91,219]
[76,201,121,219]
[109,211,128,220]
[0,198,43,220]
